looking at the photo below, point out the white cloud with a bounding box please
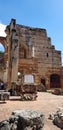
[0,23,6,37]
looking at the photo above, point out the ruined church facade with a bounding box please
[0,19,63,90]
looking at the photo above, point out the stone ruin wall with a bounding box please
[16,24,62,88]
[0,19,62,89]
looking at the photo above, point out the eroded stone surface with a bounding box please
[0,110,45,130]
[49,108,63,129]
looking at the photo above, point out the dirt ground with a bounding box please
[0,92,63,130]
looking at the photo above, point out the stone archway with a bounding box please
[0,43,5,52]
[0,37,6,67]
[0,37,6,48]
[0,43,5,68]
[50,74,61,88]
[0,36,8,61]
[0,44,4,81]
[0,36,8,82]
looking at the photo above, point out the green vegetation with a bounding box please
[0,51,4,54]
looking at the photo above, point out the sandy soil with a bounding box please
[0,92,63,130]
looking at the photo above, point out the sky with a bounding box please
[0,0,63,64]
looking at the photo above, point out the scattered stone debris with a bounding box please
[52,88,63,95]
[17,84,37,101]
[0,110,45,130]
[48,107,63,129]
[20,93,37,101]
[38,83,47,92]
[8,82,38,101]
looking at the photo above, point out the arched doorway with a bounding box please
[41,78,45,86]
[50,74,61,88]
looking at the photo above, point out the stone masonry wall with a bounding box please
[0,19,62,89]
[16,24,62,88]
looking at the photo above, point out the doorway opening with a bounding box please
[41,78,45,86]
[50,74,61,88]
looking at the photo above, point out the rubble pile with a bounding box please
[20,84,37,101]
[52,88,63,95]
[20,93,37,101]
[49,108,63,129]
[0,110,45,130]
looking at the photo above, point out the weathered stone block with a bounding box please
[0,110,45,130]
[20,93,37,101]
[49,108,63,129]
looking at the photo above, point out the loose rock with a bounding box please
[0,110,45,130]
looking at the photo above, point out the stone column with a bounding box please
[7,19,18,89]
